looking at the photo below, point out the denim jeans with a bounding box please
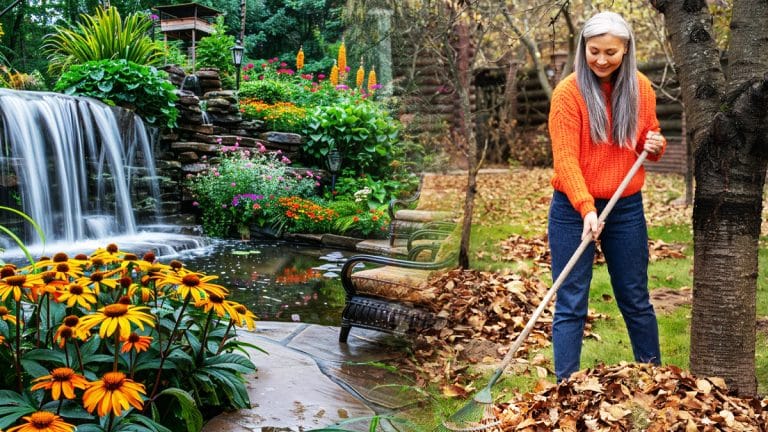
[548,190,660,381]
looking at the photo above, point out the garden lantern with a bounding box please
[231,40,245,91]
[327,148,342,196]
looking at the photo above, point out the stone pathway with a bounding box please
[202,321,420,431]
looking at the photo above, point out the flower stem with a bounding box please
[197,310,214,365]
[15,299,22,393]
[149,293,191,400]
[75,341,85,375]
[216,319,235,355]
[113,331,120,372]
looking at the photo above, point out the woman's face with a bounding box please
[585,34,627,83]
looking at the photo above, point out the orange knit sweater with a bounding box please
[548,72,665,217]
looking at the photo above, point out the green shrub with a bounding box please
[302,98,402,178]
[195,16,235,78]
[54,59,179,128]
[328,196,389,238]
[44,6,163,75]
[333,172,419,207]
[188,143,321,237]
[239,79,294,104]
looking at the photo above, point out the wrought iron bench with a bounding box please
[339,230,457,343]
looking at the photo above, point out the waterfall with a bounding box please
[0,88,161,244]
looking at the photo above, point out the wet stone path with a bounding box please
[202,321,419,431]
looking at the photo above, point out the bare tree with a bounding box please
[650,0,768,396]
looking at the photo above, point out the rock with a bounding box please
[205,98,231,108]
[171,142,218,153]
[178,152,199,163]
[196,69,220,79]
[261,131,303,145]
[181,163,209,174]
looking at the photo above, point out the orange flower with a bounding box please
[120,333,152,353]
[30,367,89,400]
[356,61,364,89]
[337,39,347,78]
[296,46,305,70]
[0,274,41,302]
[6,411,75,432]
[330,62,339,86]
[77,303,155,340]
[82,371,145,417]
[368,69,377,91]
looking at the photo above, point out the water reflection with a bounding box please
[179,240,348,326]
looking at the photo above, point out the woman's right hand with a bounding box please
[582,211,603,241]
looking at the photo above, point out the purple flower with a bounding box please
[335,84,349,91]
[371,84,383,90]
[150,14,159,20]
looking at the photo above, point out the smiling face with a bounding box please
[585,33,628,83]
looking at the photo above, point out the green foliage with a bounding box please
[195,16,236,77]
[333,172,419,207]
[54,59,179,128]
[44,6,163,76]
[160,40,188,69]
[303,99,402,178]
[187,144,321,237]
[239,79,294,104]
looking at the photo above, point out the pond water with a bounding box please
[179,239,350,326]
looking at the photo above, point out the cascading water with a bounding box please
[0,88,209,258]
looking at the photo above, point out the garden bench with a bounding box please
[339,229,457,343]
[388,174,457,246]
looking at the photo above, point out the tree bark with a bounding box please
[650,0,768,396]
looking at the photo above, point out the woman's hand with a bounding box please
[582,211,604,241]
[644,130,665,155]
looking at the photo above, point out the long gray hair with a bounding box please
[574,12,638,148]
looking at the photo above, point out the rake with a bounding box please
[439,150,649,431]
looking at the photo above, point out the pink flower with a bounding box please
[214,172,220,177]
[261,63,268,68]
[315,181,321,187]
[280,62,287,67]
[247,63,254,69]
[222,204,228,208]
[335,84,349,91]
[231,182,236,187]
[281,156,291,164]
[318,74,326,80]
[192,201,199,206]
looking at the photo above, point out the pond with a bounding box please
[179,239,349,326]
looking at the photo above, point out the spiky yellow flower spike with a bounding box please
[330,62,339,86]
[368,69,378,91]
[296,46,305,71]
[356,60,365,90]
[337,39,347,80]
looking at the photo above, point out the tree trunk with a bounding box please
[651,0,768,396]
[239,0,247,44]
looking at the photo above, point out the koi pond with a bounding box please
[179,239,349,326]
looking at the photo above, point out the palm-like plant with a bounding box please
[44,6,163,75]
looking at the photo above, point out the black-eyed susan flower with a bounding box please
[56,283,97,310]
[75,270,120,295]
[50,263,83,281]
[0,305,18,326]
[53,315,91,348]
[0,274,41,302]
[127,276,155,303]
[89,243,125,266]
[194,293,237,318]
[77,303,154,340]
[155,272,228,302]
[120,333,152,353]
[30,367,89,400]
[6,411,75,432]
[82,371,145,417]
[230,302,257,330]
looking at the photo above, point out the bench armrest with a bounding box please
[340,253,456,297]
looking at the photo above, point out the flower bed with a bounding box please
[0,246,258,431]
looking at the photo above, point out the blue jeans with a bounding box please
[548,190,660,381]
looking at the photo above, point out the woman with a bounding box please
[547,11,666,382]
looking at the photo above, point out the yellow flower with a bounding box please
[330,62,339,86]
[368,69,377,91]
[89,243,126,266]
[56,283,97,310]
[6,411,75,432]
[0,274,41,302]
[229,302,257,330]
[356,61,364,89]
[127,275,156,303]
[296,46,304,70]
[337,39,347,79]
[0,305,18,326]
[75,270,120,294]
[30,367,89,400]
[77,303,155,340]
[53,315,91,348]
[82,371,145,417]
[155,272,228,303]
[195,293,236,318]
[120,333,152,353]
[50,262,84,281]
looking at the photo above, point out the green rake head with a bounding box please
[436,387,501,432]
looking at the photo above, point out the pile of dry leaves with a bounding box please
[495,363,768,431]
[397,268,605,388]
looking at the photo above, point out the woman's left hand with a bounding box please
[644,131,665,155]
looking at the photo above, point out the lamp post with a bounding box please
[230,40,245,91]
[327,148,342,197]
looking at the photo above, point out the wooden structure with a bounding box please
[153,3,221,70]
